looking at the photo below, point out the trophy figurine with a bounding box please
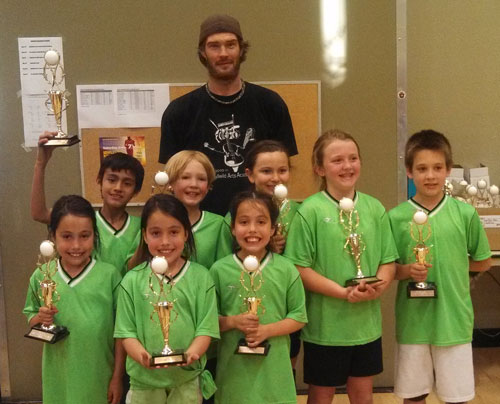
[149,256,186,366]
[407,210,437,298]
[490,185,500,208]
[273,184,291,238]
[42,49,79,147]
[151,171,170,195]
[25,240,69,343]
[339,197,380,287]
[235,255,270,355]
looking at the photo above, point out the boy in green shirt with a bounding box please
[389,130,491,404]
[31,131,145,275]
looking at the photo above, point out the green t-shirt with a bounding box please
[388,196,491,345]
[284,191,398,346]
[114,260,219,391]
[23,258,122,404]
[95,210,141,275]
[192,211,233,268]
[210,252,307,404]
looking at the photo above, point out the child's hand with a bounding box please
[232,313,259,334]
[36,131,57,166]
[409,263,431,282]
[139,350,152,369]
[245,324,269,347]
[184,351,200,366]
[270,234,286,254]
[38,305,58,325]
[347,280,386,303]
[107,374,123,404]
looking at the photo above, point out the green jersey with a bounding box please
[389,196,491,345]
[192,211,232,268]
[210,252,307,404]
[23,259,121,404]
[95,210,141,275]
[284,191,398,346]
[114,260,219,396]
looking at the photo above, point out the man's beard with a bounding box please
[206,58,241,82]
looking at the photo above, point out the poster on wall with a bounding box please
[99,136,146,166]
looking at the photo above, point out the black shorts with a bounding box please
[290,330,301,358]
[303,338,383,387]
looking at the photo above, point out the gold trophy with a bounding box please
[339,197,380,287]
[42,49,79,147]
[25,241,69,343]
[407,210,437,298]
[149,256,187,366]
[273,184,291,238]
[235,255,270,355]
[151,171,170,195]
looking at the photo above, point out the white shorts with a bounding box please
[394,343,474,403]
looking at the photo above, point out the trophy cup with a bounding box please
[235,255,270,355]
[273,184,291,238]
[149,256,187,366]
[151,171,170,195]
[42,49,79,147]
[25,240,69,343]
[407,210,437,298]
[339,197,380,287]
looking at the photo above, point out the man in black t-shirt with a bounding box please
[159,14,297,215]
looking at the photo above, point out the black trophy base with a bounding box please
[345,276,381,287]
[150,350,187,367]
[235,338,270,356]
[25,323,69,344]
[43,135,80,147]
[407,282,437,298]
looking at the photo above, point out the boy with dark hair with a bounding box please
[31,131,145,275]
[389,129,491,404]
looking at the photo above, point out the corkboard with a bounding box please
[81,81,320,205]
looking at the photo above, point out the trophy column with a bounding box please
[25,241,69,344]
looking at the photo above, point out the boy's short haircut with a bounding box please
[405,130,453,170]
[97,152,145,193]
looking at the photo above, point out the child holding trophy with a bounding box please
[388,130,491,404]
[31,131,145,275]
[164,150,232,268]
[114,194,219,403]
[23,195,124,404]
[284,129,398,404]
[210,191,307,404]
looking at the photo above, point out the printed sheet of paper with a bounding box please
[18,37,67,147]
[76,84,170,128]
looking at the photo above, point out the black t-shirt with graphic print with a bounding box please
[159,82,297,215]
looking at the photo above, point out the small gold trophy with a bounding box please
[235,255,270,355]
[408,210,437,298]
[149,256,187,366]
[151,171,169,195]
[25,240,69,344]
[42,49,79,147]
[273,184,291,238]
[339,197,380,287]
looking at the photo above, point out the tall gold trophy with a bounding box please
[273,184,291,238]
[339,197,380,287]
[407,211,436,298]
[235,255,270,355]
[25,241,69,343]
[42,49,79,147]
[149,256,187,366]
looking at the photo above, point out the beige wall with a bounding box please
[1,0,497,400]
